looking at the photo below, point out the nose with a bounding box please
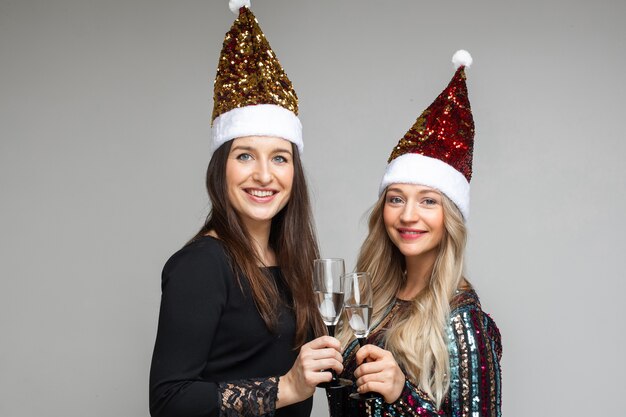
[399,202,419,223]
[252,160,272,185]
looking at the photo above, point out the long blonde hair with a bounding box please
[338,190,470,407]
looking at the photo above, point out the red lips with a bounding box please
[397,228,427,240]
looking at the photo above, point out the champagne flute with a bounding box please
[313,258,345,337]
[313,258,345,387]
[343,272,377,401]
[343,272,373,346]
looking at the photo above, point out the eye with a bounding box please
[236,153,253,161]
[387,195,404,205]
[421,197,440,206]
[272,154,289,164]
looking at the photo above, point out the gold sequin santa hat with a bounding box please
[380,50,475,220]
[210,0,302,154]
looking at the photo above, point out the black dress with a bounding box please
[149,236,312,417]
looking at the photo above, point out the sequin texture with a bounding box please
[388,67,474,182]
[340,290,502,416]
[212,7,298,122]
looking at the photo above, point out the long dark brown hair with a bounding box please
[190,139,325,347]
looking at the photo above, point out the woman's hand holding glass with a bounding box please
[277,336,344,407]
[353,345,405,404]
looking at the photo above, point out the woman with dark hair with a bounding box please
[149,2,342,416]
[337,51,502,416]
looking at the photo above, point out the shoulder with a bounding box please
[449,288,481,314]
[164,236,228,269]
[161,236,232,290]
[449,289,501,347]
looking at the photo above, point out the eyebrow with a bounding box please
[231,145,293,155]
[386,187,440,195]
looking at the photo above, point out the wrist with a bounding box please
[276,372,297,408]
[386,373,407,404]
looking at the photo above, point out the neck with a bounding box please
[398,251,437,300]
[244,219,275,266]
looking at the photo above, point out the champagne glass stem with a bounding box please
[327,324,338,382]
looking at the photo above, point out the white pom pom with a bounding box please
[229,0,250,14]
[452,50,472,69]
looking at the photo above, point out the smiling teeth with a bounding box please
[249,189,274,197]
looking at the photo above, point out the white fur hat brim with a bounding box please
[379,153,470,220]
[211,103,303,155]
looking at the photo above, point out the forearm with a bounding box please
[149,379,219,417]
[218,377,279,416]
[150,377,281,417]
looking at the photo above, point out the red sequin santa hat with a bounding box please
[379,50,475,220]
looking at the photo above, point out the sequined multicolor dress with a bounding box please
[340,289,502,416]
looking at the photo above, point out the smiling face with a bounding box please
[225,136,294,231]
[383,183,445,265]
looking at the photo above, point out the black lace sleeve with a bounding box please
[218,376,279,417]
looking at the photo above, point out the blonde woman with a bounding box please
[337,51,502,416]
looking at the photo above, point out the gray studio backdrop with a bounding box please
[1,0,625,416]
